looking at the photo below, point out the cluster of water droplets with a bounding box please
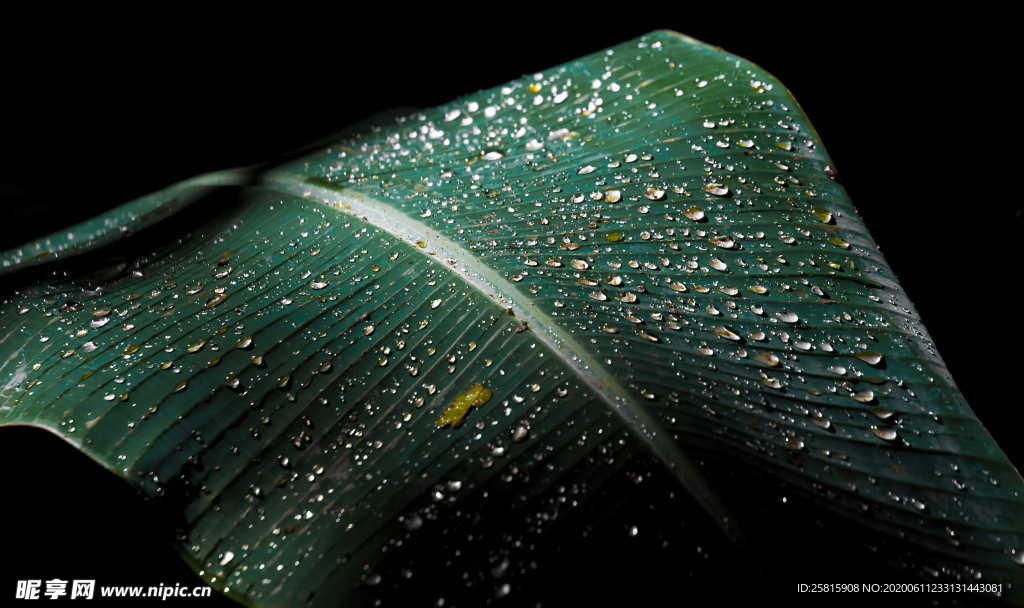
[282,31,1024,585]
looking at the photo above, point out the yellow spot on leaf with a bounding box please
[436,383,493,428]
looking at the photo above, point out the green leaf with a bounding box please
[2,30,1022,605]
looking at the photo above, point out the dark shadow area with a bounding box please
[0,426,996,608]
[0,426,238,606]
[263,440,1003,608]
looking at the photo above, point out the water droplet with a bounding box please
[644,186,665,200]
[829,236,851,249]
[205,293,228,308]
[753,351,779,366]
[855,351,884,367]
[871,426,898,441]
[853,390,875,403]
[709,235,735,249]
[683,207,705,221]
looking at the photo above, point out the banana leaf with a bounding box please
[2,30,1022,606]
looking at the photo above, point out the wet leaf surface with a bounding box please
[2,31,1021,606]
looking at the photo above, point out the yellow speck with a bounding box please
[436,383,493,428]
[828,236,851,249]
[812,207,833,224]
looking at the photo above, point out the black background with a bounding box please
[0,9,1019,607]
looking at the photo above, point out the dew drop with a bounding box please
[709,235,735,249]
[704,183,730,197]
[753,351,780,366]
[853,390,875,403]
[872,426,898,441]
[683,207,705,221]
[643,186,665,201]
[855,351,884,367]
[777,311,799,324]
